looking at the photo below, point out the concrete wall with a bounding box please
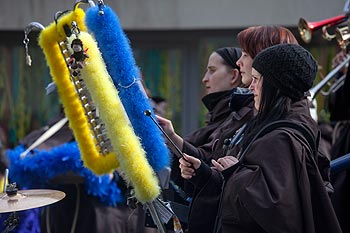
[0,0,346,30]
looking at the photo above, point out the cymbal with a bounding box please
[0,189,65,213]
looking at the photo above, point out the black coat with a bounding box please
[170,89,254,202]
[188,99,342,233]
[183,89,254,164]
[329,68,350,233]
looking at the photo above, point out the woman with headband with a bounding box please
[157,47,254,165]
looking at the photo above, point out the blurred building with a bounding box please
[0,0,345,145]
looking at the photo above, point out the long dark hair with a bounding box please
[241,77,292,151]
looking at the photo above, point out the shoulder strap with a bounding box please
[239,120,317,161]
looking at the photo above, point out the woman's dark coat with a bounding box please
[188,99,342,233]
[183,89,254,164]
[170,89,254,201]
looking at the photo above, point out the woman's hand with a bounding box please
[155,114,184,153]
[155,115,175,138]
[179,153,201,179]
[211,156,238,171]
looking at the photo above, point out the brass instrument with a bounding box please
[298,14,349,43]
[309,55,350,100]
[335,24,350,51]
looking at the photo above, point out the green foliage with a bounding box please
[135,48,183,132]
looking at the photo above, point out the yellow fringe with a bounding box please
[38,9,119,175]
[75,32,160,202]
[54,8,87,41]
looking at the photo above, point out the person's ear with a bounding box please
[230,69,241,86]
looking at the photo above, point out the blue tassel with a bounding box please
[6,143,124,206]
[85,5,170,172]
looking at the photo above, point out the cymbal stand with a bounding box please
[145,201,167,233]
[1,170,19,233]
[126,189,167,233]
[1,212,19,233]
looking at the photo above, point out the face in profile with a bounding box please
[236,51,253,86]
[202,52,235,95]
[249,68,263,110]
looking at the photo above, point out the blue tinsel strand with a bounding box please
[6,142,124,206]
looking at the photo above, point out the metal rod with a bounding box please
[3,169,8,193]
[144,110,184,159]
[24,22,45,35]
[1,212,19,233]
[146,202,167,233]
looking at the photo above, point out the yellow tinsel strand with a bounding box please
[38,9,119,174]
[75,32,159,202]
[0,177,6,193]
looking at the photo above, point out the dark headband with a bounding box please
[215,47,242,70]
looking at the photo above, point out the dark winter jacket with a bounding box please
[183,88,254,164]
[188,99,342,233]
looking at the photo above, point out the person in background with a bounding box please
[150,96,168,117]
[180,44,341,233]
[327,50,350,233]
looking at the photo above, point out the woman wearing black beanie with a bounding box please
[180,44,342,233]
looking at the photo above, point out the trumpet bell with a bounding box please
[298,15,349,43]
[298,18,313,43]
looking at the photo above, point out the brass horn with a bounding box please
[298,15,349,43]
[309,55,350,100]
[336,25,350,51]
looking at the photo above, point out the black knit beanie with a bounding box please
[252,44,318,100]
[215,47,242,70]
